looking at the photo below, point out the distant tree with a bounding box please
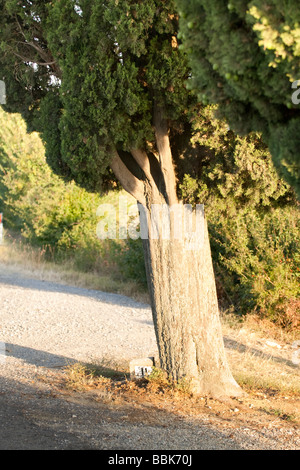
[0,0,245,397]
[0,106,51,230]
[176,0,300,196]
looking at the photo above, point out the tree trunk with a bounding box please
[140,200,242,398]
[110,105,243,398]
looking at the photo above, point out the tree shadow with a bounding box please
[0,373,249,450]
[223,336,298,369]
[0,269,150,310]
[0,375,96,450]
[5,342,78,368]
[4,343,128,378]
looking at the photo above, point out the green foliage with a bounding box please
[269,119,300,192]
[0,107,51,229]
[110,238,147,287]
[0,107,101,251]
[0,0,54,129]
[177,0,300,196]
[0,107,146,285]
[178,105,295,210]
[208,206,300,327]
[0,0,194,193]
[177,105,300,327]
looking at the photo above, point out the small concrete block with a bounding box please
[129,357,155,379]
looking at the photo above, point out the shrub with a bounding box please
[208,205,300,328]
[109,237,147,287]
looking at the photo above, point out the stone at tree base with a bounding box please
[129,357,155,379]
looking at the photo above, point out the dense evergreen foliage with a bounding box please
[0,0,195,194]
[179,105,295,210]
[1,0,297,204]
[177,0,300,196]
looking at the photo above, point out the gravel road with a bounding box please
[0,264,299,451]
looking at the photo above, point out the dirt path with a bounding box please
[0,263,299,451]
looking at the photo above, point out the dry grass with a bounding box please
[60,358,300,429]
[0,234,149,304]
[60,313,300,428]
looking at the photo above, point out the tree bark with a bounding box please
[141,205,242,397]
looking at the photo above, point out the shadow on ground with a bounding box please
[0,373,248,450]
[223,336,298,369]
[4,343,127,378]
[0,269,149,310]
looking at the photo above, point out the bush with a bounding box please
[208,205,300,329]
[178,106,299,328]
[109,237,147,287]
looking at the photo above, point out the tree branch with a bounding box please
[17,40,55,63]
[110,150,146,206]
[13,15,61,78]
[130,148,162,203]
[11,47,56,67]
[153,104,178,206]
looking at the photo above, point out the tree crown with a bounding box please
[1,0,196,193]
[177,0,300,195]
